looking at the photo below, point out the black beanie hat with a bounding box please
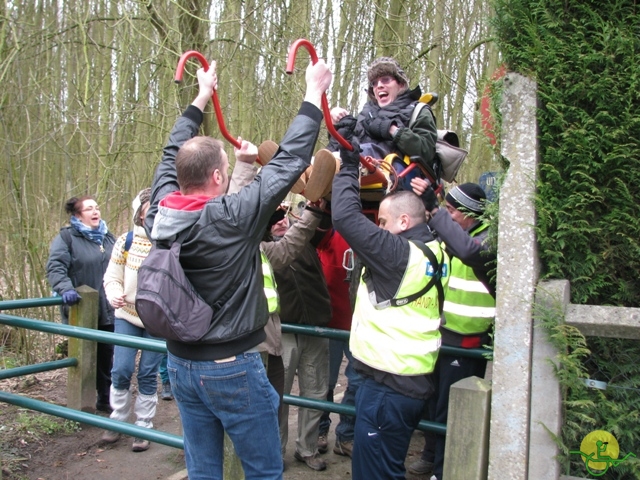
[445,183,486,214]
[267,207,287,231]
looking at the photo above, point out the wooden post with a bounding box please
[66,285,98,412]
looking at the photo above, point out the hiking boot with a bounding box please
[132,437,150,452]
[294,451,327,471]
[101,429,120,444]
[305,149,338,202]
[160,382,173,401]
[95,402,113,414]
[408,458,434,475]
[317,433,328,454]
[333,439,353,457]
[291,166,311,194]
[258,140,279,166]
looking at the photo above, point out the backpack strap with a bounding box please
[409,95,437,129]
[409,102,426,129]
[363,240,445,313]
[60,227,73,253]
[122,230,134,261]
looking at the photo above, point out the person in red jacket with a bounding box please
[315,209,362,458]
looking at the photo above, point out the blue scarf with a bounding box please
[70,216,109,245]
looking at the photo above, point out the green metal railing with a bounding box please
[282,323,492,360]
[0,390,183,448]
[1,294,490,445]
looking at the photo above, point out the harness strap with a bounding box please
[363,241,445,313]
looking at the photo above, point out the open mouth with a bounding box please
[377,91,389,100]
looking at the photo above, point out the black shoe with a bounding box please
[161,382,174,401]
[95,402,113,414]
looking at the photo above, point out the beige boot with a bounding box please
[258,140,279,166]
[305,149,339,202]
[291,166,311,194]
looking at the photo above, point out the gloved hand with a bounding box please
[339,138,361,170]
[420,186,439,212]
[334,115,357,142]
[61,289,82,305]
[361,116,395,140]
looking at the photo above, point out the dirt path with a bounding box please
[0,363,428,480]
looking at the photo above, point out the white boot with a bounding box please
[109,386,132,422]
[132,393,157,452]
[102,386,131,443]
[134,392,158,429]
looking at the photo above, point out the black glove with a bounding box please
[339,138,361,170]
[420,186,439,212]
[61,289,82,305]
[361,116,394,140]
[334,115,357,142]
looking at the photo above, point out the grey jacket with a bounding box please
[46,227,116,326]
[145,103,323,361]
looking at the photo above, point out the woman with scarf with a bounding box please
[46,195,116,413]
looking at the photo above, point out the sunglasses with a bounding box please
[370,76,397,88]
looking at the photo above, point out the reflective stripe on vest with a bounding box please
[350,240,449,375]
[261,251,279,315]
[442,223,495,335]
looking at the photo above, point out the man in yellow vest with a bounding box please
[331,135,450,480]
[409,180,496,480]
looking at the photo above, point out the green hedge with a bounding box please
[493,1,640,478]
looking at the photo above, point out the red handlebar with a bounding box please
[286,39,377,174]
[174,51,241,150]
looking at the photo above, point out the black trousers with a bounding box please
[96,323,114,404]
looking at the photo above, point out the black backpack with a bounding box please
[136,231,213,342]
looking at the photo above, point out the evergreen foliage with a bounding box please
[493,0,640,306]
[493,0,640,477]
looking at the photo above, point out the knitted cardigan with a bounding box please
[103,225,152,328]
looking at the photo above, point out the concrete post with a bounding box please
[488,73,540,480]
[443,376,491,480]
[529,280,570,480]
[66,285,98,412]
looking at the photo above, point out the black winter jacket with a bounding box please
[273,240,332,327]
[327,86,437,170]
[145,103,323,361]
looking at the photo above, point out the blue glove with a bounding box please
[61,289,81,305]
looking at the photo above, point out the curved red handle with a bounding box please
[286,40,366,160]
[174,51,241,150]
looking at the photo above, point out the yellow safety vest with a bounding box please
[350,240,449,375]
[442,224,495,335]
[261,251,279,315]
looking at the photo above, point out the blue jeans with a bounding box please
[318,339,363,441]
[167,352,282,480]
[352,378,426,480]
[111,318,163,396]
